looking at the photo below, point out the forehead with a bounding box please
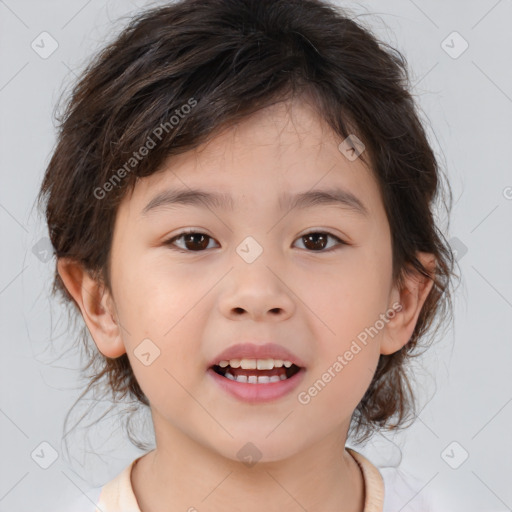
[119,99,383,221]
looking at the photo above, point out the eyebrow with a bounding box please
[141,186,369,217]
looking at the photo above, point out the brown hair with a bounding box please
[37,0,459,450]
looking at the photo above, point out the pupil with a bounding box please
[304,233,326,251]
[185,233,209,250]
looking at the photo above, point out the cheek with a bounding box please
[113,252,203,335]
[315,354,378,426]
[296,330,380,431]
[118,281,207,414]
[111,255,210,398]
[301,245,391,405]
[306,250,392,342]
[303,305,383,419]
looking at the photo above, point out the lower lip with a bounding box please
[207,367,306,403]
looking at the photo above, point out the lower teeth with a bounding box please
[224,372,288,384]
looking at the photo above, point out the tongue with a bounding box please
[229,367,287,378]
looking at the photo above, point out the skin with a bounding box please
[58,96,435,512]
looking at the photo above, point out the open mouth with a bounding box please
[211,362,302,384]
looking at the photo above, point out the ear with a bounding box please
[380,252,436,356]
[57,258,126,358]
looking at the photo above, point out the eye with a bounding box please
[164,229,347,253]
[164,229,219,252]
[293,230,347,252]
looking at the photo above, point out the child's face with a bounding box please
[103,98,407,460]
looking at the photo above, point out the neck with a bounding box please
[131,417,365,512]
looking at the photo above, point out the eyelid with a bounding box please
[300,228,347,242]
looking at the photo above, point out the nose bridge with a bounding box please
[219,234,295,320]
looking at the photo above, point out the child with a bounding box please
[38,0,457,510]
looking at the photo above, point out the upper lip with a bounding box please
[208,342,306,368]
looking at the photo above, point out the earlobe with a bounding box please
[57,258,126,358]
[380,252,436,356]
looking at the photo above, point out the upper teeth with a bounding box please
[218,358,293,369]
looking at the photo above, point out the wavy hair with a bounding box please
[37,0,459,449]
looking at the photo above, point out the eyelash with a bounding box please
[163,228,348,253]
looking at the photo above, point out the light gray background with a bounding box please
[1,0,511,511]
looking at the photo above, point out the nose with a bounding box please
[219,265,296,322]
